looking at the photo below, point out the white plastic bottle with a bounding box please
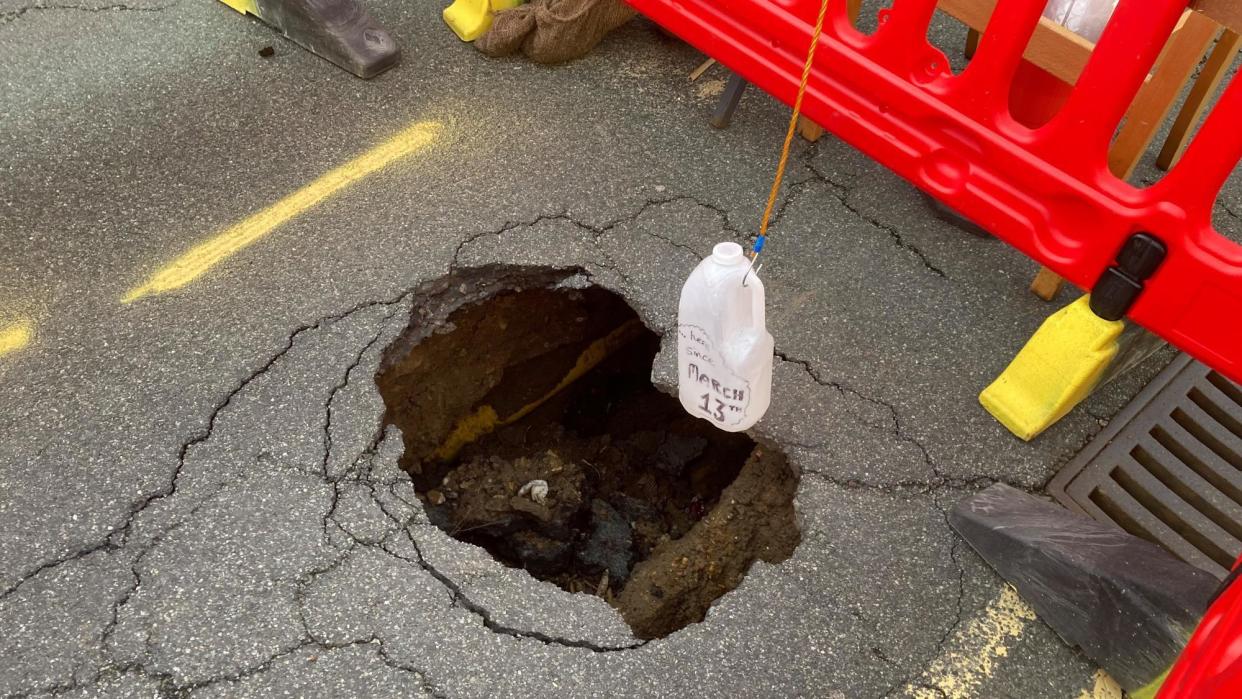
[677,241,774,432]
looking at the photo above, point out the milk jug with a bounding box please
[678,242,774,432]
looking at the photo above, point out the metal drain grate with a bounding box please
[1050,354,1242,580]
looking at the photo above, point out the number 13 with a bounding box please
[699,393,726,422]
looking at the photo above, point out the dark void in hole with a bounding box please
[376,274,800,639]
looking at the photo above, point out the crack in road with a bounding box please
[392,526,648,653]
[776,350,1038,496]
[373,643,450,699]
[320,313,398,481]
[46,263,655,675]
[449,211,575,268]
[578,193,745,242]
[0,291,416,604]
[3,197,995,695]
[0,1,174,25]
[0,30,1119,697]
[177,639,325,693]
[938,535,968,657]
[330,404,634,652]
[874,499,970,699]
[774,349,938,477]
[317,312,406,547]
[75,634,447,698]
[172,638,378,695]
[800,149,948,279]
[449,194,748,273]
[773,348,1007,699]
[764,170,824,233]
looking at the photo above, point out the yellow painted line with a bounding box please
[0,320,33,358]
[217,0,258,15]
[1130,667,1171,699]
[123,120,442,303]
[906,586,1038,698]
[1078,670,1124,699]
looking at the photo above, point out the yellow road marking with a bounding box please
[123,120,442,303]
[906,586,1037,698]
[1130,667,1171,699]
[1078,670,1124,699]
[217,0,258,14]
[0,320,33,358]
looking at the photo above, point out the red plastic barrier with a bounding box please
[627,0,1242,384]
[1158,557,1242,698]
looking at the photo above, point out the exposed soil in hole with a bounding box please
[376,270,800,639]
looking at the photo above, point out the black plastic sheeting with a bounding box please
[951,483,1218,692]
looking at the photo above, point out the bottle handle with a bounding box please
[747,276,766,334]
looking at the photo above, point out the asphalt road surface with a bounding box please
[3,2,1237,697]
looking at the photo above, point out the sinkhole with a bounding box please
[376,268,800,639]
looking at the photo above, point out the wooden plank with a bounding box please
[1158,28,1242,170]
[1030,266,1064,301]
[689,57,716,81]
[936,1,1215,296]
[1109,10,1220,179]
[1194,0,1242,34]
[797,115,825,142]
[938,0,1096,85]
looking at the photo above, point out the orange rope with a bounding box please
[755,0,832,253]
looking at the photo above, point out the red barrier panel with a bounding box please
[627,0,1242,384]
[1158,557,1242,698]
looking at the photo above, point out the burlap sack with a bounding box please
[475,0,637,64]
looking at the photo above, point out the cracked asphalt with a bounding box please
[3,2,1242,697]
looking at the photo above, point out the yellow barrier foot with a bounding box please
[980,295,1123,441]
[443,0,523,42]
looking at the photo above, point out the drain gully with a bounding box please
[1050,354,1242,578]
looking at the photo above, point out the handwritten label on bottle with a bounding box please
[678,323,751,428]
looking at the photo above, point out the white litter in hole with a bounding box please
[518,479,549,504]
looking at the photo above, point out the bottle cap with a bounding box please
[712,242,745,265]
